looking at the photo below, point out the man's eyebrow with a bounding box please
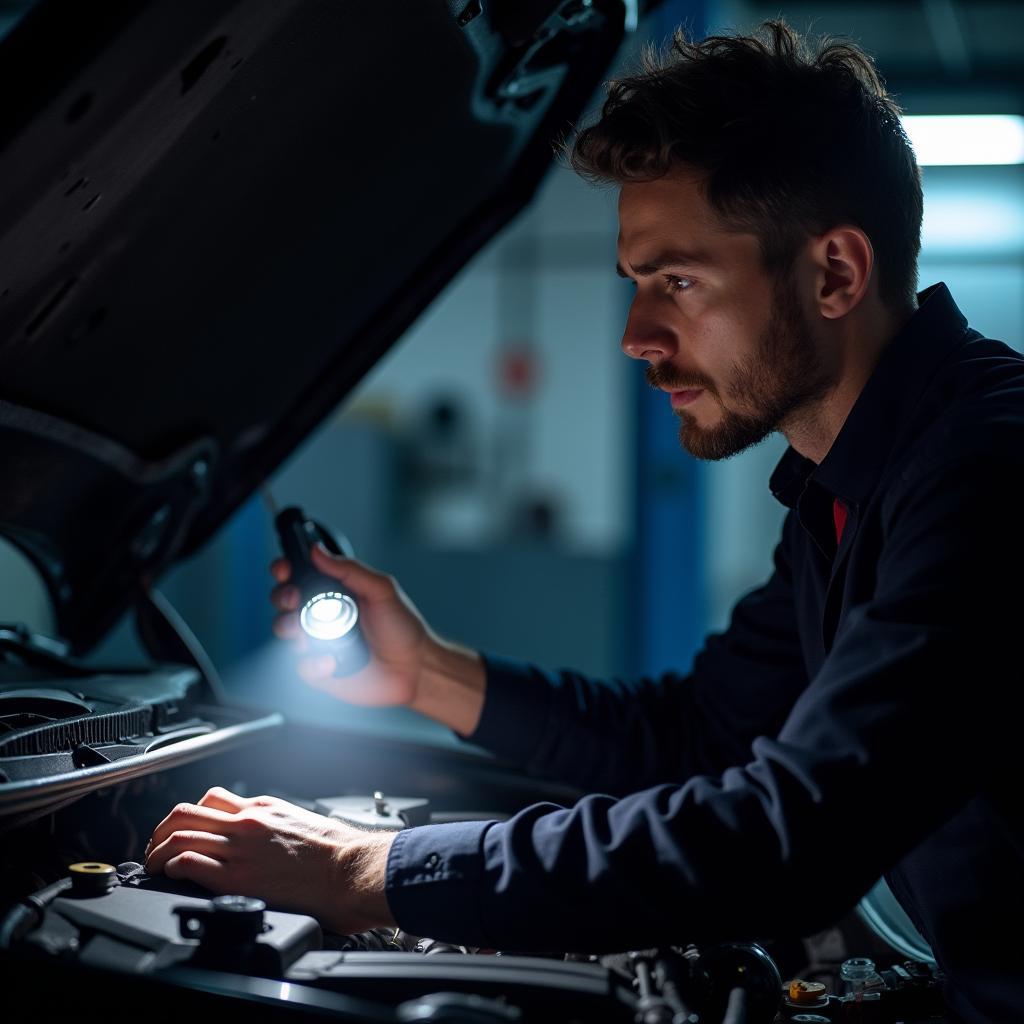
[615,249,714,278]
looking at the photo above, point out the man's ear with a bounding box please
[808,226,873,319]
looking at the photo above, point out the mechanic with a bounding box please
[144,22,1023,1021]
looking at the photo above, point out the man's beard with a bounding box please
[646,273,836,461]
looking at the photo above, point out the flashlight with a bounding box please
[273,505,370,675]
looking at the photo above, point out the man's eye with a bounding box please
[664,275,694,295]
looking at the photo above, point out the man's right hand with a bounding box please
[270,544,486,735]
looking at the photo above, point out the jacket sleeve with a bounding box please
[460,511,808,794]
[385,455,1010,952]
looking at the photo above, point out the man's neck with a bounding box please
[783,300,917,465]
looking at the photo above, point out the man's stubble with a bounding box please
[648,273,837,461]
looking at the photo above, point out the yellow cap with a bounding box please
[69,862,116,874]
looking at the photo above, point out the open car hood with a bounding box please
[0,0,633,654]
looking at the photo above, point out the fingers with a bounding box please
[272,611,304,642]
[163,850,229,891]
[271,582,300,612]
[146,788,287,872]
[310,544,395,603]
[148,802,238,853]
[198,786,253,814]
[146,830,232,875]
[269,568,301,639]
[273,546,397,605]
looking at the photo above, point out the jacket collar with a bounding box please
[769,282,970,511]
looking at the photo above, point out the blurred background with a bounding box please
[11,0,1015,745]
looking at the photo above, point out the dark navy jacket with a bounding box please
[386,284,1024,1022]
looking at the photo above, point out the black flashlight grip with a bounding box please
[274,506,353,578]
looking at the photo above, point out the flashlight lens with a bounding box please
[310,597,343,623]
[300,592,358,641]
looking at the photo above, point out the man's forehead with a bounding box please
[615,175,762,270]
[617,174,719,248]
[617,170,708,211]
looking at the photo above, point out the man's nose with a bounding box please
[620,299,676,363]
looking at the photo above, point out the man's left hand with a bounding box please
[144,786,396,935]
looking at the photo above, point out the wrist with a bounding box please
[331,830,397,934]
[411,637,487,736]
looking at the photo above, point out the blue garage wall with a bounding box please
[629,0,710,679]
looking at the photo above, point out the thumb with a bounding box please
[310,543,394,602]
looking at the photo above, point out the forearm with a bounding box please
[407,645,681,791]
[474,659,704,793]
[385,772,806,952]
[409,637,487,737]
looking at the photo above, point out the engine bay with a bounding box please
[1,782,951,1023]
[0,637,951,1022]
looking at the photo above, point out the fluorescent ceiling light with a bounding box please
[902,115,1024,166]
[921,193,1024,252]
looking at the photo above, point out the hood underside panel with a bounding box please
[0,0,627,651]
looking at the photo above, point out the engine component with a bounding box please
[397,991,523,1022]
[315,792,431,830]
[68,861,117,898]
[783,978,829,1012]
[174,894,271,973]
[694,942,783,1024]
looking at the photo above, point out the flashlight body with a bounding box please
[274,506,370,676]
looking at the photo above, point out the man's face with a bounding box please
[617,171,837,460]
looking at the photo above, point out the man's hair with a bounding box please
[569,20,923,309]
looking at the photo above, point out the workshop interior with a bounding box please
[1,0,1021,1021]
